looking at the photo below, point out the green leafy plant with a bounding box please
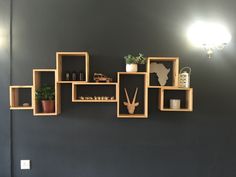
[124,53,146,64]
[35,86,55,101]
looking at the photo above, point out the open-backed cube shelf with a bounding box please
[147,57,179,88]
[9,86,33,110]
[72,82,118,103]
[33,69,61,116]
[10,51,194,117]
[117,72,148,118]
[56,52,89,83]
[159,87,193,112]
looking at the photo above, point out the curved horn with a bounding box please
[124,88,130,104]
[132,88,139,104]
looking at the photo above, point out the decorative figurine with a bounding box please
[79,96,84,100]
[150,63,170,86]
[72,71,77,81]
[93,73,112,82]
[23,103,30,107]
[110,97,115,100]
[65,71,70,81]
[123,88,139,114]
[79,71,85,81]
[79,96,116,101]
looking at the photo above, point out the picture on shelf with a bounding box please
[150,62,170,86]
[123,87,139,114]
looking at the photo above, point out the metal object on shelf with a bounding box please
[179,67,191,88]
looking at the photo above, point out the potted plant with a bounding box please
[124,53,146,72]
[35,86,55,113]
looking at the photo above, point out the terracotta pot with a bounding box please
[41,100,55,113]
[126,64,138,72]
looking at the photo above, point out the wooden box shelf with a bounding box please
[159,87,193,112]
[33,69,61,116]
[56,52,89,83]
[9,86,33,110]
[147,57,179,88]
[117,72,148,118]
[72,82,118,103]
[10,51,194,117]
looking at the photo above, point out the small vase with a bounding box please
[126,64,138,72]
[42,100,55,113]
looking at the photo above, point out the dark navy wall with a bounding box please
[1,0,236,177]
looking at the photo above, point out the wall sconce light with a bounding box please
[187,21,232,58]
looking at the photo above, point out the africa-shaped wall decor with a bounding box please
[150,62,170,86]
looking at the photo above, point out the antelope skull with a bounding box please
[123,88,139,114]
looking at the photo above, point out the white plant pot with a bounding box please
[126,64,138,72]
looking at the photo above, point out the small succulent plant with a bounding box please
[124,53,146,64]
[35,85,55,101]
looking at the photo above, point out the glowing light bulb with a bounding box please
[187,21,231,58]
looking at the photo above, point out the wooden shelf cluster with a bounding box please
[147,57,193,112]
[9,52,193,117]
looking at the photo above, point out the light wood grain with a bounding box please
[74,82,117,85]
[56,52,89,82]
[147,57,179,87]
[117,114,148,118]
[9,86,33,110]
[72,82,117,103]
[33,69,60,116]
[117,72,148,118]
[159,87,193,112]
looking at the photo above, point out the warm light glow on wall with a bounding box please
[0,29,3,47]
[0,27,7,48]
[187,21,232,58]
